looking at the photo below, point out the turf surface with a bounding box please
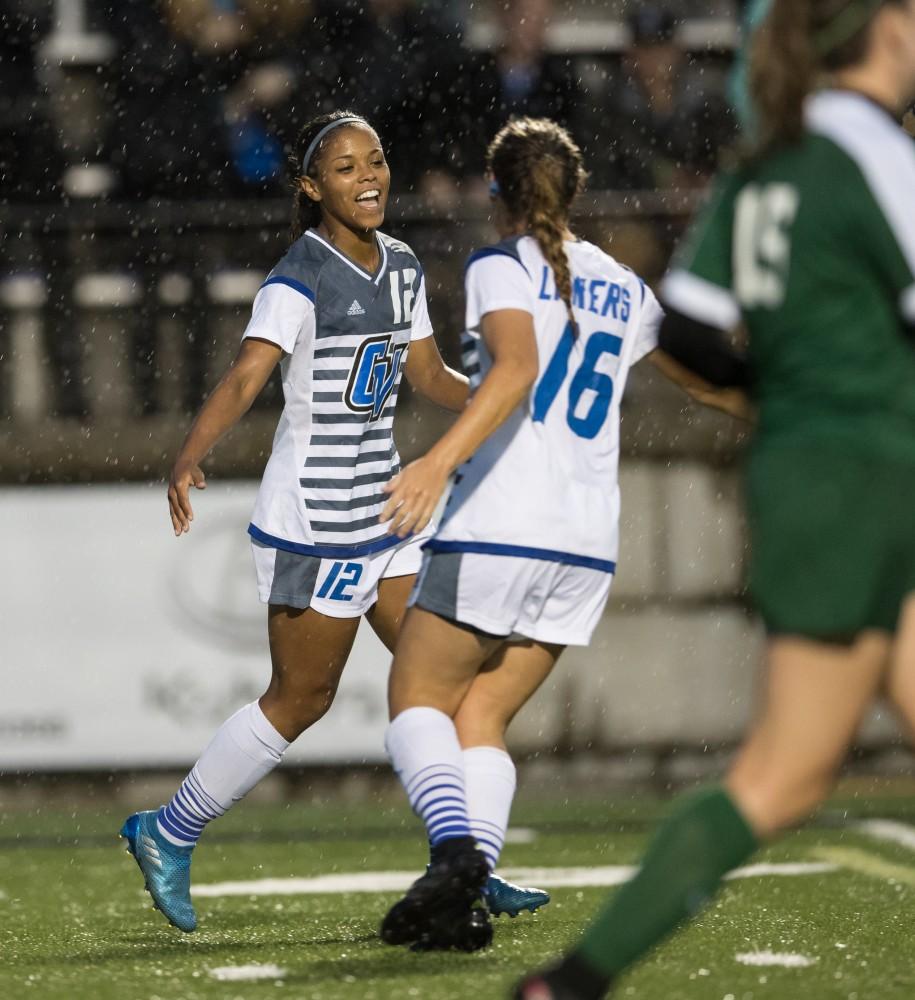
[2,788,915,999]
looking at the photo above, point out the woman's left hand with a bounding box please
[380,454,451,538]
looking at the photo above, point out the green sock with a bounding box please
[574,786,759,984]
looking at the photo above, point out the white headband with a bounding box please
[300,116,366,175]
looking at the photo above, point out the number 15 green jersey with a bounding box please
[662,89,915,461]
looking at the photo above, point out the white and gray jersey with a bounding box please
[432,235,662,570]
[244,229,433,558]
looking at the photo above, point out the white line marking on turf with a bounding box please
[209,964,286,982]
[855,818,915,852]
[192,862,838,898]
[726,862,837,879]
[736,952,817,968]
[504,827,538,844]
[813,846,915,887]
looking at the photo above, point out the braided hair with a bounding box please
[289,110,375,242]
[487,117,587,333]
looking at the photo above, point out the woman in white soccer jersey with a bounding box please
[118,110,474,932]
[376,117,743,951]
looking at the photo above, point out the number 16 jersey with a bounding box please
[431,235,662,572]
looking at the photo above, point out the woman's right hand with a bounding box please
[168,459,207,536]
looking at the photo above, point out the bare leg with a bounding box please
[259,605,360,742]
[727,630,890,837]
[388,606,502,718]
[454,639,564,749]
[365,572,415,652]
[885,594,915,739]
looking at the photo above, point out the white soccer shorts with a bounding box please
[409,549,613,646]
[252,528,430,617]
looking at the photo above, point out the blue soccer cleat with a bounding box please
[485,873,550,917]
[120,810,197,932]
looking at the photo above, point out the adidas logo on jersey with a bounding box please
[347,299,365,316]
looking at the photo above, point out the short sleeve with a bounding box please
[242,280,315,355]
[465,252,536,331]
[660,175,742,331]
[807,94,915,324]
[410,276,434,341]
[631,283,664,363]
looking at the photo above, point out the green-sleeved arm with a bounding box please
[660,175,742,331]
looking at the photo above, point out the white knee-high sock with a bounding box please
[385,706,472,847]
[157,701,289,847]
[463,746,517,871]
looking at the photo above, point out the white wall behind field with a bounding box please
[2,483,390,770]
[1,474,901,771]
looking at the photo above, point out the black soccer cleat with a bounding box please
[380,835,490,949]
[410,904,493,953]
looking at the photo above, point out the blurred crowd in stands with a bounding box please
[0,0,738,207]
[0,0,742,426]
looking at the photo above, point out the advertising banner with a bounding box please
[2,484,392,769]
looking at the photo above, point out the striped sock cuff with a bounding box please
[157,767,228,847]
[407,768,471,846]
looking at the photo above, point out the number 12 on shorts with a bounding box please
[316,561,363,601]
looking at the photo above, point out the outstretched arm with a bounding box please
[646,348,754,423]
[646,304,754,422]
[403,335,470,413]
[168,338,282,535]
[380,309,539,538]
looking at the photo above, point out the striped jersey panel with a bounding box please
[302,332,404,548]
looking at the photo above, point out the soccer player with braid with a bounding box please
[518,1,915,996]
[117,109,541,932]
[375,117,742,952]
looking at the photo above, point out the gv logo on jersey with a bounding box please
[345,334,406,420]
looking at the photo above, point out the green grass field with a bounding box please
[3,784,915,999]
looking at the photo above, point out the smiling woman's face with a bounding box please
[300,124,390,234]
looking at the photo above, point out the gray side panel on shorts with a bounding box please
[269,549,322,608]
[413,550,462,620]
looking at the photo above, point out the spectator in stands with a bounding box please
[0,0,65,202]
[0,1,89,420]
[421,0,585,209]
[600,3,733,191]
[106,1,318,198]
[307,0,465,200]
[104,1,229,199]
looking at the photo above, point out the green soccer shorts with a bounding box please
[746,444,915,639]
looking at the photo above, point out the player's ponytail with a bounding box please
[750,0,817,149]
[751,0,897,152]
[289,109,375,243]
[487,118,586,335]
[527,159,576,334]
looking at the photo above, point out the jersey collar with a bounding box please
[306,230,389,285]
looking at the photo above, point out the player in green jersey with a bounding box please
[515,1,915,997]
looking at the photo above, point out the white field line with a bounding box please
[736,951,817,968]
[854,818,915,852]
[504,827,538,844]
[812,845,915,887]
[209,964,286,982]
[192,862,838,899]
